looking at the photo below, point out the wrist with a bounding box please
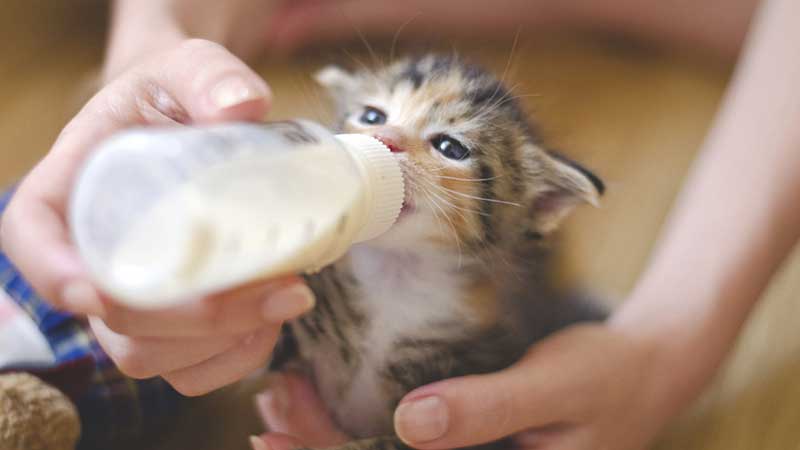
[103,2,188,83]
[103,32,188,85]
[608,280,738,423]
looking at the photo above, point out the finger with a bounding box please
[393,358,577,449]
[251,432,303,450]
[0,116,121,315]
[135,38,271,123]
[0,193,99,314]
[89,316,244,379]
[1,38,271,316]
[100,278,314,338]
[0,98,179,316]
[255,372,350,447]
[162,324,279,396]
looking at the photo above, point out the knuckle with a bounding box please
[104,67,189,126]
[135,77,189,124]
[80,79,139,130]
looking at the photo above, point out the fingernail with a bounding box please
[250,436,269,450]
[256,377,290,422]
[210,76,266,109]
[262,284,315,321]
[60,280,105,316]
[395,396,449,444]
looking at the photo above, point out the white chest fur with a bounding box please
[314,244,475,436]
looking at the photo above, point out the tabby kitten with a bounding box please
[272,54,605,450]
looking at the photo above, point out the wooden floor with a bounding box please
[2,3,800,450]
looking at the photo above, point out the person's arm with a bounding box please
[612,0,800,418]
[102,1,186,81]
[103,0,277,82]
[251,1,800,450]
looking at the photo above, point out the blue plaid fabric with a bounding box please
[0,188,184,449]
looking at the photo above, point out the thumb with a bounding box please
[393,353,576,449]
[137,38,271,123]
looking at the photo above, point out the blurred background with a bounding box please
[2,1,800,450]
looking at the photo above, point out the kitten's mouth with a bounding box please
[400,201,415,217]
[374,136,406,154]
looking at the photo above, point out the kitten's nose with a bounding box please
[373,128,406,153]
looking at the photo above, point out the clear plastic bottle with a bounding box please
[69,120,404,309]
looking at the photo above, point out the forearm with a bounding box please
[613,0,800,414]
[103,0,272,83]
[103,1,186,82]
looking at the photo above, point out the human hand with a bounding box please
[0,38,316,396]
[251,372,350,450]
[251,324,695,450]
[387,324,675,450]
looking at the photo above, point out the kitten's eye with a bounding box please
[359,106,387,125]
[430,135,470,160]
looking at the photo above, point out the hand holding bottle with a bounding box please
[0,39,316,396]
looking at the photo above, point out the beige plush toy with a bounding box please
[0,372,81,450]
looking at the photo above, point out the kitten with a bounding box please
[271,54,606,450]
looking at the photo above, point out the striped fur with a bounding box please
[271,55,606,450]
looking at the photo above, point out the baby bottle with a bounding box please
[69,120,404,308]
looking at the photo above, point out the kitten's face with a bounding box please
[317,55,602,255]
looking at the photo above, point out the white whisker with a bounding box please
[419,186,464,267]
[435,174,502,183]
[390,14,420,63]
[433,184,523,207]
[417,178,490,217]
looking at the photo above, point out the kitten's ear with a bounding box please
[530,151,604,234]
[314,65,358,98]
